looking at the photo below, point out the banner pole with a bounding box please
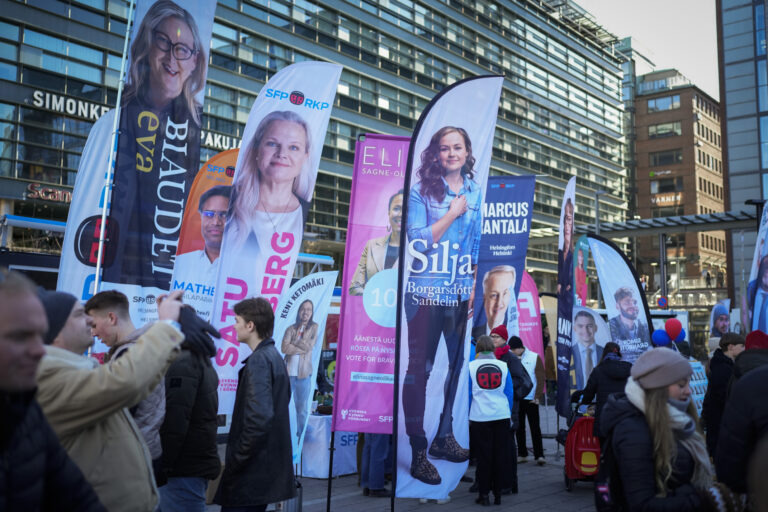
[326,430,335,512]
[93,0,135,295]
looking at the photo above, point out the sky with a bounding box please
[573,0,720,100]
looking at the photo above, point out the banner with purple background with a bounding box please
[332,134,409,434]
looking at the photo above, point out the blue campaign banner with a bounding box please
[555,177,576,418]
[470,175,535,340]
[272,270,338,464]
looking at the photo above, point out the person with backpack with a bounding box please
[580,342,631,443]
[599,348,714,511]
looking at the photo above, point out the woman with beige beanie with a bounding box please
[600,348,744,511]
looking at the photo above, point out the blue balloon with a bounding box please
[675,328,686,342]
[652,329,671,346]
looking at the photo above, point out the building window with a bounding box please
[651,205,684,217]
[650,177,683,194]
[648,121,682,138]
[757,3,766,57]
[647,95,680,113]
[650,149,683,167]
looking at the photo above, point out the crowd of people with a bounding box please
[3,262,768,511]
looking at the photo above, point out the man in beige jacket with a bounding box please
[36,289,186,512]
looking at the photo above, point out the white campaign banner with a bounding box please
[396,75,503,500]
[271,271,338,464]
[210,61,341,413]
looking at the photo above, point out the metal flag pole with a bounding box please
[93,0,135,295]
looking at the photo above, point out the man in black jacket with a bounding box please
[579,342,631,441]
[701,332,744,456]
[0,268,104,511]
[159,308,222,512]
[215,297,295,512]
[715,364,768,494]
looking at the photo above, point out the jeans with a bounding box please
[158,477,207,512]
[403,298,469,450]
[361,434,391,490]
[290,376,311,437]
[516,399,544,459]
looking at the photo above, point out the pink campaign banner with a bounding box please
[518,271,544,363]
[332,134,409,433]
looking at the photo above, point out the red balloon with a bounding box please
[665,318,682,341]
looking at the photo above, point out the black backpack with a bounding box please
[594,433,626,512]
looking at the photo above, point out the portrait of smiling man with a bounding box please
[472,265,519,340]
[607,286,650,363]
[571,310,603,390]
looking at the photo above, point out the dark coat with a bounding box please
[0,391,105,511]
[715,364,768,494]
[701,348,733,455]
[600,394,703,512]
[216,339,295,506]
[495,346,532,431]
[731,348,768,385]
[580,357,632,437]
[160,349,221,479]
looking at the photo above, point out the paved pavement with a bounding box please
[207,406,595,511]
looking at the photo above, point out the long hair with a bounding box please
[123,0,207,125]
[600,341,621,363]
[227,111,311,247]
[294,299,315,328]
[562,198,574,252]
[643,387,676,495]
[416,126,475,202]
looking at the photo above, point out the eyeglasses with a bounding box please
[201,210,227,220]
[153,31,197,61]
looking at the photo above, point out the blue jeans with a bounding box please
[361,434,391,490]
[158,477,207,512]
[290,376,311,437]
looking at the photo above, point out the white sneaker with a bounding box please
[536,457,546,466]
[418,496,451,504]
[517,456,528,463]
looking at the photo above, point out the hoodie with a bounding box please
[580,357,632,437]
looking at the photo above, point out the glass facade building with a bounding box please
[0,0,627,289]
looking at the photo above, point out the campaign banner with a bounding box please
[210,62,341,413]
[170,149,237,322]
[101,0,217,324]
[395,75,503,499]
[570,305,611,391]
[709,299,731,338]
[555,177,576,418]
[332,134,409,434]
[540,293,558,374]
[272,271,337,464]
[470,175,535,341]
[588,234,651,363]
[747,204,768,331]
[57,0,216,326]
[519,271,544,364]
[574,235,590,307]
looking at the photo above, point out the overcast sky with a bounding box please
[573,0,720,100]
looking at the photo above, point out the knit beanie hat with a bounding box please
[508,336,524,350]
[746,329,768,350]
[38,289,78,345]
[630,347,692,389]
[712,303,728,319]
[490,324,508,343]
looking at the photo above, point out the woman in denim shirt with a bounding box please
[403,126,482,486]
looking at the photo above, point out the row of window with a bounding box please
[701,233,725,254]
[649,148,683,167]
[697,149,723,174]
[647,94,680,113]
[697,122,721,148]
[650,177,683,194]
[698,176,724,201]
[648,121,681,139]
[694,94,720,122]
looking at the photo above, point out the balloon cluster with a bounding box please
[651,318,686,346]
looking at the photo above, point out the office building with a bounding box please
[0,0,627,288]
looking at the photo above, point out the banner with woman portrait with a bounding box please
[519,271,544,364]
[57,0,216,326]
[395,75,503,499]
[210,62,341,413]
[574,235,590,307]
[588,234,652,363]
[333,134,409,434]
[470,175,535,342]
[746,204,768,332]
[272,271,338,464]
[555,177,576,417]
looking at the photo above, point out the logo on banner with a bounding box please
[73,215,118,267]
[476,364,503,389]
[263,88,330,110]
[341,409,348,420]
[289,91,305,105]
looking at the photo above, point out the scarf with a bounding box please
[494,344,510,359]
[625,377,713,490]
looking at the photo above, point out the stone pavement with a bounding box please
[207,406,595,511]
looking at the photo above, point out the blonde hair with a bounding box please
[123,0,207,125]
[227,111,311,246]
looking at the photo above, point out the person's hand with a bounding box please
[448,195,468,219]
[532,398,540,405]
[178,305,219,357]
[157,290,184,322]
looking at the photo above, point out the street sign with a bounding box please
[657,296,668,308]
